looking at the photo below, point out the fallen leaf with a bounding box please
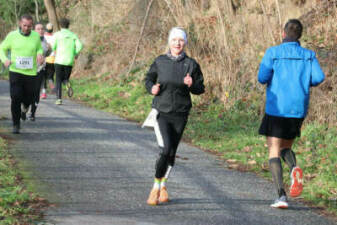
[227,159,237,164]
[228,164,239,169]
[248,160,257,165]
[243,146,252,152]
[261,161,269,171]
[304,173,316,181]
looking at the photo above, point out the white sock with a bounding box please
[153,178,160,189]
[161,178,167,188]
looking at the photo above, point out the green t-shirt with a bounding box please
[53,28,83,66]
[0,29,43,76]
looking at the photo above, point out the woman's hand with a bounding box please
[184,73,193,88]
[151,83,160,95]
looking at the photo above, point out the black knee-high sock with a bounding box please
[280,148,296,171]
[269,158,286,197]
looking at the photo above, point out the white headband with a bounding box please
[168,27,187,44]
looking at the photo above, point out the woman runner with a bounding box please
[144,27,205,205]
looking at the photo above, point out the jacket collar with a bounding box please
[166,51,186,62]
[282,37,301,45]
[19,28,31,37]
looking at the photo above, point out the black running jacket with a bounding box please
[145,54,205,113]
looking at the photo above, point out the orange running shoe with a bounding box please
[159,187,169,203]
[290,166,303,197]
[147,188,160,206]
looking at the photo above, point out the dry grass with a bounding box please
[66,0,336,125]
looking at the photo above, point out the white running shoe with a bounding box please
[270,195,288,209]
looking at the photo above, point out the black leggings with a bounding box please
[45,63,55,83]
[55,64,72,99]
[30,70,46,116]
[9,72,37,126]
[155,112,188,178]
[40,67,49,90]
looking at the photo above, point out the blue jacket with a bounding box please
[258,42,325,118]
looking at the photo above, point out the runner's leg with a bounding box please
[267,137,287,192]
[280,139,303,197]
[46,63,55,91]
[155,115,173,179]
[40,68,47,98]
[147,114,174,205]
[55,64,65,102]
[22,74,36,114]
[168,115,188,167]
[64,65,73,97]
[30,71,43,120]
[267,136,289,208]
[9,72,24,129]
[280,139,296,170]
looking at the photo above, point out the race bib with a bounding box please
[16,56,33,69]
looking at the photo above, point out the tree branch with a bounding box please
[126,0,155,77]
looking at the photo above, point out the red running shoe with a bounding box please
[40,93,47,99]
[290,166,303,197]
[49,83,55,90]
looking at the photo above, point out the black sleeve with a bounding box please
[145,60,158,94]
[189,61,205,95]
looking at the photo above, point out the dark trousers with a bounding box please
[30,69,46,116]
[55,64,72,99]
[9,72,37,126]
[45,63,55,83]
[155,112,188,178]
[40,67,49,89]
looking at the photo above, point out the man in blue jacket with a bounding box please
[258,19,325,209]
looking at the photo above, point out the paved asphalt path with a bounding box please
[0,80,335,225]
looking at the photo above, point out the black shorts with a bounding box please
[258,114,304,140]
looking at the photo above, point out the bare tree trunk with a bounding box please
[258,0,276,45]
[34,0,40,22]
[274,0,282,42]
[201,0,210,11]
[44,0,60,30]
[90,0,94,34]
[14,0,18,22]
[163,0,178,24]
[126,0,155,77]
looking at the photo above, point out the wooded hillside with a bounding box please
[1,0,336,125]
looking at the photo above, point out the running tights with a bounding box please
[155,112,188,178]
[55,64,72,99]
[30,70,45,116]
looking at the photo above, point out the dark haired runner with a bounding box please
[0,14,43,133]
[257,19,325,208]
[53,18,83,105]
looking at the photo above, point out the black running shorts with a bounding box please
[258,114,304,140]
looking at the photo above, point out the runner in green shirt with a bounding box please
[0,14,44,134]
[53,18,83,105]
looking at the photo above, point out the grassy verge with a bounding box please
[71,68,336,216]
[0,134,48,224]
